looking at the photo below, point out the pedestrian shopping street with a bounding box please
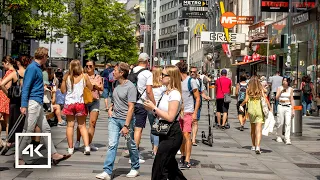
[1,99,320,180]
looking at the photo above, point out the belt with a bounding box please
[279,103,291,107]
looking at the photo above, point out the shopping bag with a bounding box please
[262,111,275,136]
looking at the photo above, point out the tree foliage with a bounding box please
[3,0,138,63]
[66,0,138,63]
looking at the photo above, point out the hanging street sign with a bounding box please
[181,11,207,19]
[220,12,255,29]
[201,32,246,43]
[182,0,208,7]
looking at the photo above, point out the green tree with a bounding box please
[66,0,138,63]
[4,0,69,41]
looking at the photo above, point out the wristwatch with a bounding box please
[123,124,129,130]
[152,107,158,117]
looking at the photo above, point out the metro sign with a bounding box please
[182,0,208,7]
[220,12,254,29]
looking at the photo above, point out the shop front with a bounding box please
[291,8,318,89]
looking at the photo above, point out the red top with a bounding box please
[216,76,232,99]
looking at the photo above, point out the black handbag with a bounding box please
[151,93,180,136]
[7,71,22,99]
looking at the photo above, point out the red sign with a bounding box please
[261,0,316,12]
[220,12,254,29]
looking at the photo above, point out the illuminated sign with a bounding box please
[220,12,254,29]
[261,0,316,12]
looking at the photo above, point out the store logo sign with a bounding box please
[292,12,309,26]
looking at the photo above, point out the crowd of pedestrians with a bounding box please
[0,47,318,180]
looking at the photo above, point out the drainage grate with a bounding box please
[295,163,320,168]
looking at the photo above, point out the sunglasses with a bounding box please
[190,70,197,73]
[86,65,93,68]
[162,73,170,78]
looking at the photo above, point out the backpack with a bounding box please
[238,83,247,101]
[108,70,114,82]
[127,68,148,99]
[188,77,202,107]
[303,82,312,95]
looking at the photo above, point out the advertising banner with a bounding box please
[140,0,146,24]
[181,11,207,19]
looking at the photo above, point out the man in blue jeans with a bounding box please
[96,62,139,180]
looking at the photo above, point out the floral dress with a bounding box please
[0,70,14,115]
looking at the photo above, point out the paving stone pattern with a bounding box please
[1,99,320,180]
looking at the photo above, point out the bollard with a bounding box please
[291,89,303,136]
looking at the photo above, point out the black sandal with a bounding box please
[221,126,226,130]
[52,154,72,165]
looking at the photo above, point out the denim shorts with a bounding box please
[86,99,100,112]
[101,89,109,99]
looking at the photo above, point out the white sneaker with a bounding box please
[177,150,181,155]
[251,146,255,151]
[90,144,99,151]
[67,148,74,155]
[96,171,110,180]
[84,146,90,155]
[126,169,139,178]
[285,139,292,145]
[74,141,80,150]
[128,158,145,164]
[255,147,261,154]
[276,137,283,143]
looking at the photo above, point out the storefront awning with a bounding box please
[232,59,265,66]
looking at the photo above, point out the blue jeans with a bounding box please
[302,96,312,115]
[103,117,140,175]
[148,112,159,147]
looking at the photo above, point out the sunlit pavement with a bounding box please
[1,99,320,180]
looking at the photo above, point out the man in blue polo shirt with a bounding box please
[18,47,70,166]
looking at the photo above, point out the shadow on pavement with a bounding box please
[242,146,272,153]
[112,167,131,179]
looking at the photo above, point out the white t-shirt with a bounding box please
[133,66,153,104]
[153,86,167,105]
[158,89,181,121]
[181,76,198,113]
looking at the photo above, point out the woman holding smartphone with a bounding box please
[144,65,186,180]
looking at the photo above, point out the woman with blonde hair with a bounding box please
[144,65,186,180]
[61,60,93,155]
[239,76,271,154]
[147,66,166,157]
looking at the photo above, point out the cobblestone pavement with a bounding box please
[1,99,320,180]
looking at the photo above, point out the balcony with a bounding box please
[178,39,188,45]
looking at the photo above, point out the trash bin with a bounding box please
[291,89,302,136]
[208,81,216,100]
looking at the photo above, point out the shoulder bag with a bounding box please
[219,78,232,103]
[151,93,179,136]
[8,71,22,99]
[83,75,93,104]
